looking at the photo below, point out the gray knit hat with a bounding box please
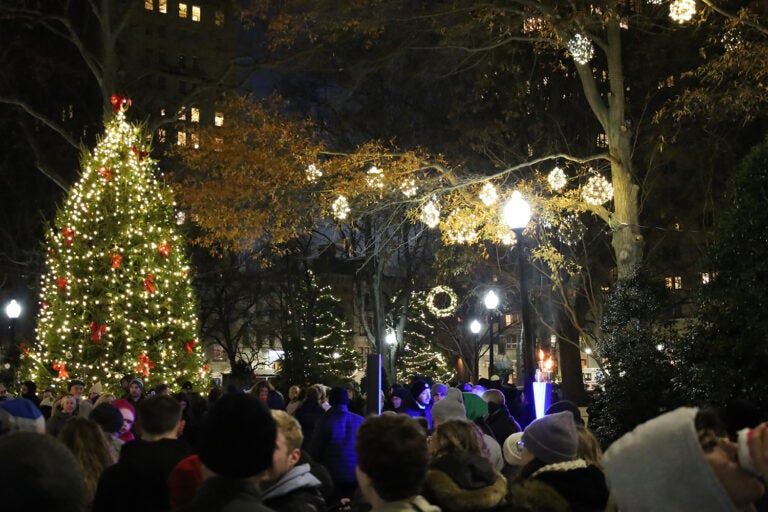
[430,388,466,423]
[521,410,578,464]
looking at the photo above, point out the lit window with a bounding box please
[160,107,166,117]
[144,0,153,10]
[158,0,167,13]
[214,112,224,126]
[701,273,710,284]
[179,3,187,18]
[192,5,201,21]
[178,107,186,121]
[157,128,166,143]
[191,107,200,123]
[191,132,200,149]
[215,10,224,26]
[177,131,187,146]
[596,133,608,148]
[665,276,682,290]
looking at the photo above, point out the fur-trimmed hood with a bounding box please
[510,460,610,512]
[423,452,507,511]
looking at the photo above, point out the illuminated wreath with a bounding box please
[426,285,458,317]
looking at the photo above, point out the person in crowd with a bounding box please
[119,375,132,396]
[306,386,365,503]
[345,381,366,416]
[47,393,77,436]
[20,380,40,407]
[383,387,408,413]
[89,402,126,459]
[545,400,585,426]
[253,380,286,410]
[576,425,603,468]
[501,431,525,480]
[0,431,87,512]
[39,388,55,419]
[508,411,609,512]
[59,416,117,506]
[0,397,46,434]
[94,392,117,407]
[260,409,326,511]
[69,379,94,417]
[355,414,440,512]
[0,382,9,401]
[294,386,325,448]
[122,377,146,409]
[155,383,171,397]
[482,389,522,443]
[423,417,507,511]
[88,382,103,403]
[180,391,276,512]
[112,398,137,442]
[432,383,448,403]
[603,407,768,512]
[286,385,302,415]
[93,395,194,512]
[315,383,331,411]
[402,379,433,430]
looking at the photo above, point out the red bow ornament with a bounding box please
[184,340,197,354]
[19,342,30,355]
[199,364,210,378]
[57,277,68,290]
[98,167,113,182]
[41,300,50,309]
[90,321,107,342]
[53,361,69,379]
[135,353,156,377]
[110,253,123,269]
[62,226,75,246]
[111,94,131,113]
[157,242,172,258]
[132,146,148,160]
[143,274,156,294]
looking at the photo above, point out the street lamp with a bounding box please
[503,192,534,411]
[3,299,22,373]
[469,319,482,381]
[484,290,499,379]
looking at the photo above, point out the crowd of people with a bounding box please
[1,374,768,512]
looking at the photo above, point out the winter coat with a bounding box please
[306,404,364,485]
[178,476,275,512]
[369,496,442,512]
[484,402,521,444]
[45,411,74,437]
[401,396,433,431]
[508,460,609,512]
[294,400,326,449]
[261,463,325,512]
[423,451,507,512]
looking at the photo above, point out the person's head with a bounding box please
[482,388,506,406]
[288,385,301,401]
[0,398,46,434]
[198,392,277,479]
[120,375,132,390]
[42,390,54,400]
[93,393,116,407]
[0,383,7,399]
[254,381,271,402]
[410,380,431,407]
[68,380,85,399]
[429,417,487,459]
[356,414,429,504]
[519,410,578,467]
[58,417,116,501]
[137,395,182,439]
[430,388,466,427]
[0,432,86,512]
[60,394,77,414]
[432,383,448,402]
[303,386,320,404]
[261,410,303,485]
[328,387,349,408]
[155,384,170,396]
[502,432,525,467]
[313,384,327,403]
[546,400,584,426]
[112,399,135,435]
[128,378,144,399]
[391,388,408,409]
[576,425,603,467]
[604,407,764,511]
[89,403,124,435]
[21,381,36,396]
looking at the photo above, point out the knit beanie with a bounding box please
[88,382,103,396]
[90,403,124,434]
[68,379,85,389]
[129,378,144,391]
[546,400,584,426]
[197,392,276,478]
[328,387,349,407]
[410,379,431,399]
[432,383,448,396]
[112,398,135,416]
[0,398,46,434]
[521,410,578,464]
[502,431,525,466]
[431,388,466,423]
[462,392,489,421]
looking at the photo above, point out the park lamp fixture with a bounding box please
[502,191,532,231]
[385,329,397,345]
[469,319,482,335]
[484,290,499,311]
[5,299,21,320]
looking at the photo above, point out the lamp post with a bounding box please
[3,299,21,374]
[503,192,535,408]
[484,290,499,379]
[469,319,482,381]
[385,328,397,383]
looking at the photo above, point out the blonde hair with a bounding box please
[271,409,304,452]
[94,393,116,407]
[59,417,117,504]
[431,418,489,460]
[577,425,603,468]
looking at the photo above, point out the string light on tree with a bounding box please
[400,178,418,197]
[496,225,518,246]
[425,285,458,317]
[567,33,595,65]
[581,172,614,205]
[722,29,743,52]
[420,197,441,228]
[444,209,479,244]
[548,166,567,191]
[669,0,696,23]
[479,182,498,206]
[557,213,586,246]
[305,163,323,183]
[365,166,385,189]
[332,195,351,220]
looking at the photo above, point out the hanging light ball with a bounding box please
[366,166,385,189]
[305,163,322,183]
[548,166,567,191]
[581,171,614,205]
[420,198,441,228]
[669,0,696,24]
[444,209,478,244]
[557,213,586,246]
[479,182,498,206]
[567,33,594,65]
[400,178,418,198]
[332,195,351,220]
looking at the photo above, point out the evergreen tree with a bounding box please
[20,97,206,392]
[312,282,360,383]
[676,134,768,412]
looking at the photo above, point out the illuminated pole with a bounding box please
[4,299,21,372]
[469,319,482,381]
[484,290,499,379]
[385,328,397,382]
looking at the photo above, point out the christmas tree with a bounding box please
[312,282,360,382]
[396,291,455,383]
[21,96,207,391]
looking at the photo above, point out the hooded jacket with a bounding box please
[603,407,745,512]
[423,451,507,511]
[261,463,325,512]
[509,459,609,512]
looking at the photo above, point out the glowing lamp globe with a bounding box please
[5,299,21,320]
[470,319,482,334]
[503,191,532,230]
[484,290,499,311]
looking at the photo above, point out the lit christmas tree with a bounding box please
[312,282,360,382]
[396,291,455,383]
[21,96,207,391]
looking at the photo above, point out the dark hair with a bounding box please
[356,414,428,501]
[137,395,182,435]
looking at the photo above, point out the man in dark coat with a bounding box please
[401,379,433,431]
[482,389,522,443]
[306,386,364,504]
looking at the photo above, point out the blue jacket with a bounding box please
[306,405,364,485]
